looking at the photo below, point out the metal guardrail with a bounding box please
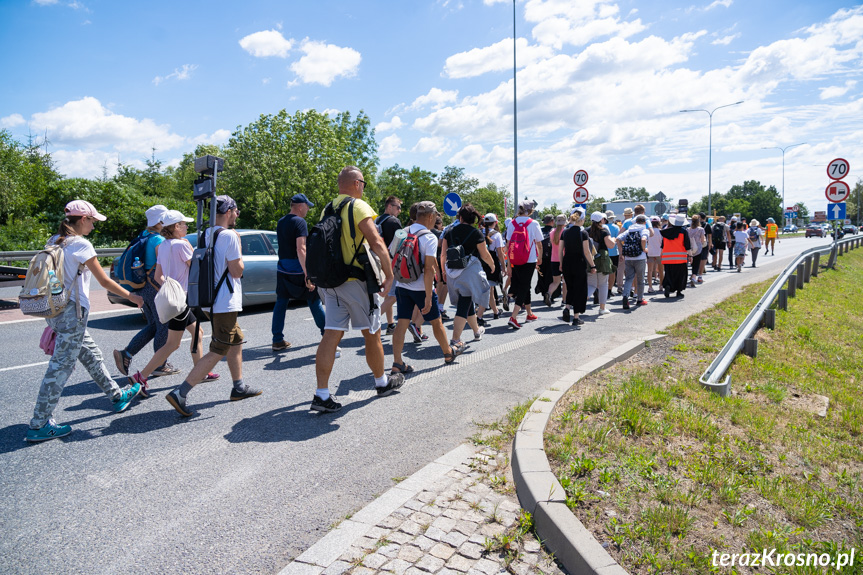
[699,235,863,396]
[0,248,124,264]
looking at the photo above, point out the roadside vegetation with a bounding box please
[545,249,863,574]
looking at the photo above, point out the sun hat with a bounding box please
[623,207,633,216]
[672,214,687,227]
[605,210,615,220]
[767,217,775,223]
[483,213,498,223]
[65,200,106,221]
[145,204,168,227]
[161,210,194,227]
[555,214,567,225]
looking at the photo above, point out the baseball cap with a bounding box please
[555,214,567,225]
[65,200,106,221]
[145,204,168,227]
[216,195,238,214]
[416,200,437,216]
[291,193,315,207]
[590,211,605,223]
[483,213,498,223]
[543,214,554,224]
[161,209,194,227]
[571,206,586,217]
[519,200,534,214]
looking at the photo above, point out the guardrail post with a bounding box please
[826,245,838,269]
[788,275,797,298]
[743,338,758,357]
[796,265,805,289]
[812,252,820,276]
[777,290,788,310]
[764,309,776,330]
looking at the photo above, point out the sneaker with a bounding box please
[647,288,656,294]
[636,300,648,306]
[420,332,429,341]
[477,317,486,327]
[152,362,181,377]
[440,309,452,321]
[201,372,220,383]
[130,371,150,398]
[562,308,571,322]
[408,322,423,343]
[622,298,630,310]
[508,317,521,330]
[385,323,397,336]
[572,317,585,326]
[230,385,263,401]
[543,293,551,306]
[166,388,193,417]
[311,394,342,413]
[113,349,132,376]
[25,419,72,443]
[599,308,611,315]
[689,280,697,288]
[697,276,704,284]
[502,297,510,312]
[526,313,538,321]
[376,372,405,397]
[493,313,500,320]
[272,340,291,352]
[112,383,141,413]
[335,346,342,359]
[473,327,485,341]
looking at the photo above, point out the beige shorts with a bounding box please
[210,312,244,355]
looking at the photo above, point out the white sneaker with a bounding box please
[335,346,342,359]
[599,308,611,315]
[473,327,485,341]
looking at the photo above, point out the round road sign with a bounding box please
[825,180,850,203]
[827,158,850,181]
[573,187,589,203]
[573,170,588,187]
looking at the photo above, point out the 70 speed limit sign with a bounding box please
[827,158,849,180]
[573,170,588,186]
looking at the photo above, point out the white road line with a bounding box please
[0,307,139,326]
[0,360,50,372]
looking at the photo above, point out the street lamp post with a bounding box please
[679,101,744,217]
[512,0,519,209]
[762,143,806,226]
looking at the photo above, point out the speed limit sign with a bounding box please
[827,158,849,180]
[573,187,589,203]
[573,170,588,187]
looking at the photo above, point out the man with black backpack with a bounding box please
[309,166,400,413]
[165,196,262,417]
[376,195,403,336]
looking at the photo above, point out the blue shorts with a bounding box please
[396,287,441,322]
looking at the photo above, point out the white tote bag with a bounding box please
[155,277,187,324]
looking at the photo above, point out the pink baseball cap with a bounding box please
[65,200,106,221]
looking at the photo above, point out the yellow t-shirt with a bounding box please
[332,194,378,272]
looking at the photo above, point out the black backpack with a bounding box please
[187,228,234,352]
[306,198,364,289]
[621,229,644,257]
[712,222,725,239]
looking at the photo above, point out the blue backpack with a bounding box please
[114,231,153,290]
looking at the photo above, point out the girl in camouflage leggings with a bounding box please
[25,200,145,443]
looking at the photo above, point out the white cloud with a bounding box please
[444,38,555,79]
[290,40,361,86]
[525,0,646,50]
[189,129,231,147]
[378,134,404,159]
[412,137,452,157]
[375,116,404,132]
[1,113,25,128]
[705,0,733,10]
[33,0,59,5]
[712,33,740,45]
[153,64,197,86]
[410,88,459,111]
[820,81,857,100]
[239,30,293,58]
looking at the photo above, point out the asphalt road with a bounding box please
[0,235,834,574]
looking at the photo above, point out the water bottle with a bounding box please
[131,256,145,282]
[48,270,62,295]
[131,257,143,271]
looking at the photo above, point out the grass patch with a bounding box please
[545,248,863,574]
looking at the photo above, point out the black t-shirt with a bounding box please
[276,213,308,260]
[589,227,611,252]
[376,213,402,247]
[443,223,484,258]
[561,226,588,266]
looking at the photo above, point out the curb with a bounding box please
[511,334,667,575]
[278,443,477,575]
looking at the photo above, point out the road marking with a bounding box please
[0,360,50,372]
[0,307,138,326]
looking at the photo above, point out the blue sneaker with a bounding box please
[25,419,72,443]
[112,382,141,413]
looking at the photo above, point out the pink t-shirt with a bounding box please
[157,238,194,291]
[550,228,563,262]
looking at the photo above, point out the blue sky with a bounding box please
[2,0,861,213]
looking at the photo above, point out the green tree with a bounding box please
[463,182,510,222]
[613,186,649,201]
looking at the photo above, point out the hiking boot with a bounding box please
[408,322,423,343]
[113,349,132,376]
[130,371,149,398]
[526,313,538,321]
[377,372,405,397]
[311,394,342,413]
[272,340,291,352]
[152,363,180,377]
[25,419,72,443]
[385,323,397,336]
[562,308,571,323]
[508,317,521,330]
[166,388,192,417]
[230,385,263,401]
[112,383,141,413]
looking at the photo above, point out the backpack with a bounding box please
[114,231,153,290]
[712,222,725,240]
[621,229,644,257]
[18,242,83,318]
[508,218,533,266]
[748,227,759,241]
[187,228,235,353]
[375,213,392,238]
[392,229,431,283]
[306,198,364,289]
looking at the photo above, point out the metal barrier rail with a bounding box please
[699,235,863,396]
[0,248,125,263]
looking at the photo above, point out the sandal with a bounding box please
[390,361,414,375]
[444,341,466,364]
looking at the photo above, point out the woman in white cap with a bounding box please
[26,200,145,442]
[128,210,219,396]
[112,204,173,379]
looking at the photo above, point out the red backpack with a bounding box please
[392,229,431,282]
[508,218,533,265]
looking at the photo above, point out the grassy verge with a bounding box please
[545,249,863,574]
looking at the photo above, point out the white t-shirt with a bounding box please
[398,223,438,292]
[488,230,504,251]
[205,227,243,313]
[734,230,750,249]
[621,224,650,261]
[505,217,544,263]
[646,227,663,257]
[61,236,96,310]
[157,238,194,292]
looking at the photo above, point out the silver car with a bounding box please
[108,228,279,308]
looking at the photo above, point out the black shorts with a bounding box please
[167,307,206,331]
[610,255,620,268]
[713,242,726,251]
[550,262,561,276]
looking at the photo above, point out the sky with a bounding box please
[2,0,862,214]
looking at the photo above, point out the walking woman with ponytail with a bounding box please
[25,200,145,443]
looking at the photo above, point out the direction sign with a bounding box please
[572,187,589,203]
[443,192,463,217]
[573,170,588,187]
[825,180,850,203]
[573,203,588,212]
[827,158,850,181]
[828,202,846,221]
[813,211,827,222]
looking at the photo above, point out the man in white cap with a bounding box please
[112,204,175,378]
[504,200,544,329]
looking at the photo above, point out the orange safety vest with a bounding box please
[766,223,778,239]
[661,233,688,264]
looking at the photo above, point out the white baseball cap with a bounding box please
[161,209,194,227]
[145,204,168,227]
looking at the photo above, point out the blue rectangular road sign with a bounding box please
[574,203,588,211]
[828,202,846,221]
